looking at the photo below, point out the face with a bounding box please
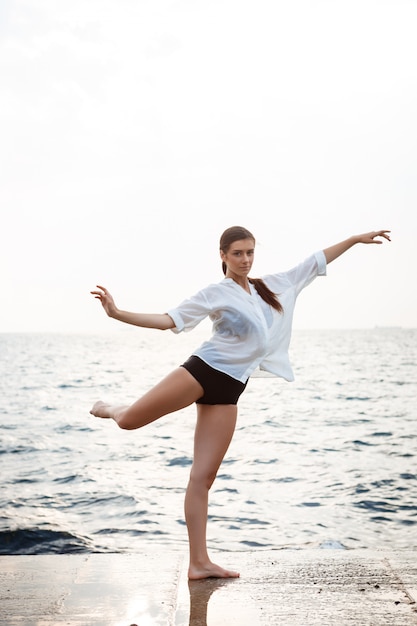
[221,238,255,278]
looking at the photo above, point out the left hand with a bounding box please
[356,230,391,244]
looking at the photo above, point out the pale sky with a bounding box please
[1,0,416,333]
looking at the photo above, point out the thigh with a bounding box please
[191,404,238,484]
[122,367,204,428]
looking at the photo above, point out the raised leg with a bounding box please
[185,403,240,580]
[90,367,203,430]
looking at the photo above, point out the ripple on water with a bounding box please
[0,528,93,555]
[1,329,416,553]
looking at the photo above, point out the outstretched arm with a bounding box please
[323,230,391,264]
[90,285,175,330]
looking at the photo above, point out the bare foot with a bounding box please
[90,401,112,418]
[188,561,240,580]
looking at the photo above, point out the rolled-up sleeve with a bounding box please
[263,251,327,299]
[290,250,327,296]
[315,250,327,276]
[167,288,212,334]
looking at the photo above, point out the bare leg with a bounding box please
[90,368,203,430]
[185,404,240,580]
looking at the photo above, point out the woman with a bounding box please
[90,226,390,579]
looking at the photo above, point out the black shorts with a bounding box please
[181,355,248,405]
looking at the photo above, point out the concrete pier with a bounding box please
[1,550,416,625]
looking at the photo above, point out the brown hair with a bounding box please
[219,226,283,314]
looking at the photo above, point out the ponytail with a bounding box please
[249,278,283,314]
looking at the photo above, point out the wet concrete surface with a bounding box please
[0,550,416,625]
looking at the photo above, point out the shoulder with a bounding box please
[182,279,231,303]
[200,279,234,293]
[261,251,326,288]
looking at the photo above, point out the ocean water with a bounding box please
[0,328,416,555]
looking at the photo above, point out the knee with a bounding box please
[117,420,136,430]
[115,403,157,430]
[189,468,217,492]
[115,409,138,430]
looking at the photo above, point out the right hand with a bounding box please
[90,285,118,318]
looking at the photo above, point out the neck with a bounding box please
[226,273,251,293]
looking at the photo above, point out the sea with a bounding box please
[0,328,416,556]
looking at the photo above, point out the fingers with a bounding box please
[90,285,109,297]
[374,230,391,239]
[91,285,108,295]
[369,230,391,243]
[90,293,105,301]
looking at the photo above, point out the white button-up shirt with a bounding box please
[167,250,327,383]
